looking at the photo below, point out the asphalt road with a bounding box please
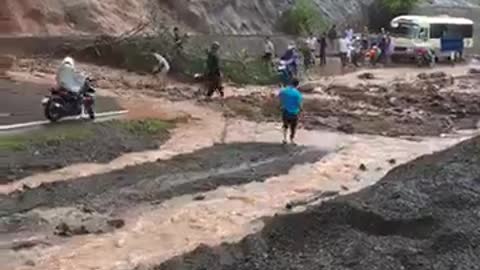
[0,79,122,125]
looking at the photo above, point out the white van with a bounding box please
[390,15,474,59]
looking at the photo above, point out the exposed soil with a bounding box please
[221,73,480,137]
[0,119,172,183]
[157,135,480,270]
[0,143,326,237]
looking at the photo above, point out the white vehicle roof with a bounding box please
[392,15,474,26]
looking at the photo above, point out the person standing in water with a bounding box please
[279,78,303,145]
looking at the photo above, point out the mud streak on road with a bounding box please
[0,142,327,235]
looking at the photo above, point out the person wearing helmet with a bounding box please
[56,56,88,117]
[205,42,224,98]
[280,44,299,77]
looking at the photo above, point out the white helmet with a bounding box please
[62,56,75,68]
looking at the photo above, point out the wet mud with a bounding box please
[157,136,480,270]
[221,74,480,137]
[0,120,172,183]
[0,143,326,237]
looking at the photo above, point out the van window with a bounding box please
[430,24,473,39]
[419,28,428,39]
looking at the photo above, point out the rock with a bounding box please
[359,164,367,171]
[193,194,206,201]
[298,82,319,93]
[24,260,35,267]
[429,71,447,79]
[388,158,397,165]
[107,219,126,229]
[337,123,354,134]
[358,72,375,80]
[417,73,429,80]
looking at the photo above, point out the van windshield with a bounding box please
[391,23,420,39]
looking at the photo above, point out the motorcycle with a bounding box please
[415,47,434,67]
[42,77,96,122]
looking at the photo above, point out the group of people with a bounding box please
[337,26,395,67]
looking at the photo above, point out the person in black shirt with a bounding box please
[318,32,328,66]
[205,42,224,98]
[328,25,338,52]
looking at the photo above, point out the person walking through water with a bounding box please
[279,78,303,145]
[205,42,224,99]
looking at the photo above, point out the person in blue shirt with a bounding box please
[279,78,303,144]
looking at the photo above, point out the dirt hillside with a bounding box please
[0,0,375,35]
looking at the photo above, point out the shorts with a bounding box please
[282,111,298,130]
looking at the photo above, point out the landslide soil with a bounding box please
[221,73,480,137]
[0,120,172,183]
[158,135,480,270]
[0,143,326,237]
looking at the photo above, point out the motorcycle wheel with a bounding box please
[45,100,62,122]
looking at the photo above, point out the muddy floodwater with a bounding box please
[1,62,479,270]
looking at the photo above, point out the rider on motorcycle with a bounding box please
[55,57,88,117]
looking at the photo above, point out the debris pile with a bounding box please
[222,73,480,136]
[158,136,480,270]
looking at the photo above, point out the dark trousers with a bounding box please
[206,74,224,98]
[282,111,299,140]
[320,50,326,65]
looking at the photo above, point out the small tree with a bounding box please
[279,0,327,35]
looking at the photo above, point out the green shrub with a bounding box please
[278,0,327,35]
[380,0,420,14]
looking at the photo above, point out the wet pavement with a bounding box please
[0,79,122,125]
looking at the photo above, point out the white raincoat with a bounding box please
[152,53,170,74]
[55,57,86,93]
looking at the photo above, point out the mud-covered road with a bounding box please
[158,136,480,270]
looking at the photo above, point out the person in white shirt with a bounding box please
[345,27,354,42]
[338,35,350,67]
[308,36,317,64]
[152,53,170,75]
[263,36,275,63]
[55,56,88,117]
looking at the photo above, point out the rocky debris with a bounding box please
[0,54,15,78]
[193,194,206,201]
[358,164,367,171]
[298,82,322,94]
[358,72,375,80]
[285,190,339,210]
[222,76,480,137]
[54,212,125,237]
[337,123,355,134]
[157,136,480,270]
[9,237,50,251]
